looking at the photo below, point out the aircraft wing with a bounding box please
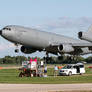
[45,41,92,55]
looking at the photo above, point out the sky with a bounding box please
[0,0,92,58]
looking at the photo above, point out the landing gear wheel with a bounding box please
[14,43,20,53]
[15,49,19,53]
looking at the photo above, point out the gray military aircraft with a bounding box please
[78,25,92,43]
[0,25,92,57]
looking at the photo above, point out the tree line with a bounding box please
[0,55,92,64]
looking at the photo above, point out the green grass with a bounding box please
[0,65,92,84]
[0,64,21,67]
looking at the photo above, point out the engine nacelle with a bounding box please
[58,44,74,53]
[78,31,92,42]
[21,46,36,54]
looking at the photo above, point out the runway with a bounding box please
[0,83,92,92]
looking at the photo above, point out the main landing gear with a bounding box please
[66,55,79,63]
[57,55,78,62]
[15,49,19,53]
[43,52,50,64]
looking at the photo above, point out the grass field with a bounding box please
[0,64,92,84]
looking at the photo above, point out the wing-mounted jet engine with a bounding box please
[58,44,74,53]
[21,46,36,54]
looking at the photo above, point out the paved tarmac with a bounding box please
[0,83,92,92]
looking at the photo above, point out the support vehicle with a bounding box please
[59,63,85,76]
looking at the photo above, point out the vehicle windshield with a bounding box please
[62,65,72,69]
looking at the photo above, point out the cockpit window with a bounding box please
[3,27,11,31]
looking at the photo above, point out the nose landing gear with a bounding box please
[15,49,19,53]
[14,43,19,53]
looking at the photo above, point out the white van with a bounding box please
[59,63,85,76]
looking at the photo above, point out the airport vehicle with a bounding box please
[59,63,85,76]
[78,25,92,43]
[0,25,92,58]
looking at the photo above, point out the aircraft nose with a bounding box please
[0,30,2,35]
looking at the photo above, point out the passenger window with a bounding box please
[79,65,84,68]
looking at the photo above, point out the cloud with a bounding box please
[34,17,92,39]
[0,43,15,51]
[36,17,92,31]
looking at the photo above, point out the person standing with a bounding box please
[54,65,58,77]
[44,66,47,77]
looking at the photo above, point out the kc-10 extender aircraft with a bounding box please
[0,25,92,58]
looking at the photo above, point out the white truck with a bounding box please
[59,63,85,76]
